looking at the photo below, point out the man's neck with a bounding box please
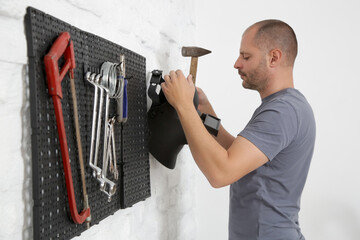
[259,83,294,99]
[259,69,294,99]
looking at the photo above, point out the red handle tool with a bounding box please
[44,32,90,224]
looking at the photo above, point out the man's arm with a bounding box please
[161,70,268,188]
[196,87,235,150]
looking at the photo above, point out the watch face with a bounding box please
[204,115,220,129]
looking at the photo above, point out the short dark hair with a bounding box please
[250,19,298,67]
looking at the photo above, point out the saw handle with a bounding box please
[44,32,76,98]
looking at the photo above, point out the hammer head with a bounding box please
[182,46,211,57]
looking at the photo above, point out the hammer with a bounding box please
[182,46,211,84]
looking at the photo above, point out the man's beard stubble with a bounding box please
[239,59,269,92]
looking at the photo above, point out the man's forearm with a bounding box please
[199,101,235,149]
[176,104,229,187]
[216,125,235,150]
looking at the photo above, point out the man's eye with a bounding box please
[243,56,249,60]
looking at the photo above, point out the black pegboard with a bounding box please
[25,7,150,240]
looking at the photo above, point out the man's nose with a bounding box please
[234,56,242,69]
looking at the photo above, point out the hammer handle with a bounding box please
[190,57,198,84]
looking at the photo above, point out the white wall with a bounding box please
[0,0,199,239]
[194,0,360,239]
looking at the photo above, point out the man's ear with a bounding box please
[269,49,282,67]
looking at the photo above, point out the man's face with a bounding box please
[234,28,269,92]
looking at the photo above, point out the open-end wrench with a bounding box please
[110,117,118,180]
[99,177,116,202]
[98,62,122,179]
[85,62,120,201]
[105,117,118,180]
[86,70,116,201]
[85,60,125,201]
[99,63,112,179]
[85,72,105,186]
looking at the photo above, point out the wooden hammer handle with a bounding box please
[190,57,198,84]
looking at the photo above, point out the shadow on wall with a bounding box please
[22,64,33,240]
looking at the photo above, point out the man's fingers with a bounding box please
[187,75,195,90]
[175,69,184,78]
[165,70,191,86]
[164,74,171,83]
[170,70,177,80]
[187,74,194,85]
[160,82,166,91]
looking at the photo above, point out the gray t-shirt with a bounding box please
[229,88,316,240]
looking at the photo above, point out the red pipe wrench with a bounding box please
[44,32,90,224]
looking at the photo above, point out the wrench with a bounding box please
[105,117,118,180]
[85,68,116,201]
[85,60,125,201]
[86,72,103,179]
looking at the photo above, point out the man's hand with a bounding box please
[161,70,195,112]
[196,87,213,115]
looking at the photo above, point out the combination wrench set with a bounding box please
[85,56,128,202]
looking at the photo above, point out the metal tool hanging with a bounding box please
[85,55,127,201]
[117,54,128,123]
[43,32,91,225]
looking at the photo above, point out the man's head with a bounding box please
[234,19,298,92]
[251,19,298,67]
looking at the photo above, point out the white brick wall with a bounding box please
[0,0,198,239]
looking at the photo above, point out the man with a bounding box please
[161,19,315,240]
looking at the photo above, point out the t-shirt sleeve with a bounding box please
[239,100,298,161]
